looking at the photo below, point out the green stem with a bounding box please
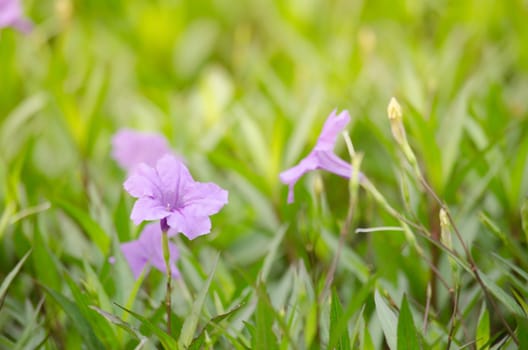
[161,228,172,335]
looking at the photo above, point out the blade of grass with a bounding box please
[397,294,420,350]
[375,289,397,350]
[0,250,31,310]
[178,254,220,348]
[43,286,105,350]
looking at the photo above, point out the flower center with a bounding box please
[161,190,180,212]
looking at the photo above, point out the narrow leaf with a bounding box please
[52,198,110,254]
[90,305,146,341]
[253,283,279,350]
[179,254,219,348]
[43,286,105,350]
[478,271,525,317]
[397,294,420,350]
[115,303,178,350]
[476,303,490,350]
[0,250,31,309]
[330,289,351,350]
[375,290,397,350]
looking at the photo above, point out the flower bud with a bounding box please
[439,208,452,250]
[387,97,407,146]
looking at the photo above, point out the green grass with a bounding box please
[1,0,528,348]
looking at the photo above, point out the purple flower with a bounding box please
[124,154,228,240]
[0,0,32,33]
[111,129,173,173]
[280,109,361,203]
[120,223,180,279]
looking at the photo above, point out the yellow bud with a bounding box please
[387,97,407,146]
[387,97,402,122]
[439,208,452,250]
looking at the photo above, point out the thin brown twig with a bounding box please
[319,177,358,303]
[419,178,519,346]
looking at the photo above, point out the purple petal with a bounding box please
[124,163,162,198]
[130,197,171,225]
[279,154,319,203]
[181,182,228,216]
[155,155,193,196]
[279,154,319,184]
[140,224,181,278]
[316,110,351,151]
[121,223,180,279]
[314,151,352,178]
[112,129,172,172]
[167,211,212,240]
[0,0,32,33]
[279,109,356,203]
[121,240,148,279]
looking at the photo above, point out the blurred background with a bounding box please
[1,0,528,348]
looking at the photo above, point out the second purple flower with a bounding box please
[124,154,228,240]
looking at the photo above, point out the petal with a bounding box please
[124,163,162,198]
[121,240,149,279]
[155,155,193,196]
[316,110,350,151]
[0,0,32,33]
[112,129,172,172]
[181,182,228,216]
[314,151,352,178]
[130,197,171,225]
[279,154,318,185]
[279,154,319,203]
[165,211,187,234]
[167,212,212,240]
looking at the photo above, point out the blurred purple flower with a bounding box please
[0,0,32,33]
[280,109,361,203]
[111,129,173,173]
[120,223,180,279]
[124,154,228,239]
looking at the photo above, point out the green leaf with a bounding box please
[63,273,118,347]
[329,289,351,350]
[259,225,287,282]
[0,250,31,310]
[517,318,528,349]
[361,317,375,350]
[522,199,528,245]
[189,303,245,349]
[113,192,132,243]
[52,198,111,255]
[478,270,526,317]
[253,282,279,350]
[43,286,105,350]
[90,305,146,342]
[375,290,397,350]
[32,227,61,290]
[115,303,178,350]
[13,298,45,350]
[476,303,490,350]
[397,294,420,350]
[328,276,377,350]
[179,254,219,348]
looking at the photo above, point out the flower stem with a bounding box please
[161,221,172,335]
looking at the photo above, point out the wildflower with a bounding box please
[280,109,361,203]
[0,0,32,33]
[111,129,173,173]
[124,154,228,239]
[120,223,180,279]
